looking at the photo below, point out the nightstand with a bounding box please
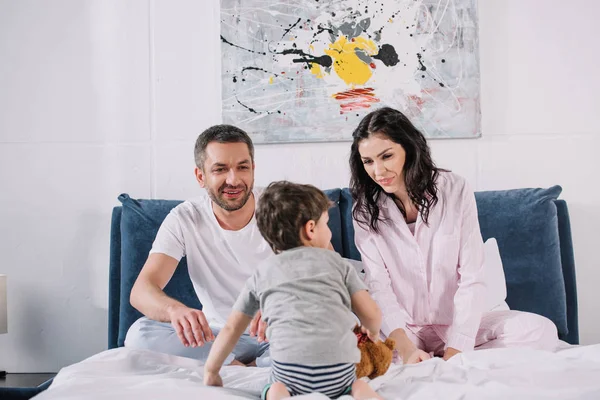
[0,373,56,400]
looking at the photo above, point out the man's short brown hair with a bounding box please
[194,124,254,169]
[256,181,331,254]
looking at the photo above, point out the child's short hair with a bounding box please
[256,181,331,253]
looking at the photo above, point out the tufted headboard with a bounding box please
[108,186,578,349]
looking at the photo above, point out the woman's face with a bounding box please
[357,133,407,194]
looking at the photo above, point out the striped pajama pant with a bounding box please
[262,360,356,399]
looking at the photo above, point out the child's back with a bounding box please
[234,246,365,365]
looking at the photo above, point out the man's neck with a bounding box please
[212,192,256,231]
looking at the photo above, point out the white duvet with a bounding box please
[34,344,600,400]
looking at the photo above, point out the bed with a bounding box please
[33,185,599,399]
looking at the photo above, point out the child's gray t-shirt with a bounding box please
[233,246,367,365]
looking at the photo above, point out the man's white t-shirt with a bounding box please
[149,188,274,328]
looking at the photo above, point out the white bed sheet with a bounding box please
[33,344,600,400]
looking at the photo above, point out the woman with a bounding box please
[349,107,558,364]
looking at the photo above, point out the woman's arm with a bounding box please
[354,221,430,363]
[445,181,486,357]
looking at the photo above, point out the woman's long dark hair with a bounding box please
[350,107,442,233]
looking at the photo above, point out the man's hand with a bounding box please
[249,311,268,343]
[203,371,223,387]
[168,305,214,348]
[443,347,461,361]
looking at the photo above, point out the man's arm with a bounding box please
[130,253,181,321]
[130,253,214,347]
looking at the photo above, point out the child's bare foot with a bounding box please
[266,382,290,400]
[228,359,246,367]
[247,359,257,367]
[351,379,382,399]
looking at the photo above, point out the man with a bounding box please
[125,124,272,366]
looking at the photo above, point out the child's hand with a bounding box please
[360,326,380,343]
[204,371,223,387]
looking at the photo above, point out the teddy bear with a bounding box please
[354,326,396,380]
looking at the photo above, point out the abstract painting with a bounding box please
[220,0,481,143]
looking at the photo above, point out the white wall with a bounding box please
[0,0,598,373]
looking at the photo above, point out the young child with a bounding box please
[204,181,383,400]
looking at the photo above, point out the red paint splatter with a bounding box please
[408,95,425,108]
[334,88,380,113]
[370,62,376,69]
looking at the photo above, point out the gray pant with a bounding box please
[124,316,271,367]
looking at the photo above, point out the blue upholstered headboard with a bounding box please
[108,186,579,349]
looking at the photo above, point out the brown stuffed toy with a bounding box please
[354,326,396,380]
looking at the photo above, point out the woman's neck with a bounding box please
[393,188,418,223]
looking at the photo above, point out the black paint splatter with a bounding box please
[221,35,266,55]
[236,98,281,115]
[313,24,335,39]
[236,98,257,114]
[281,17,302,40]
[373,44,399,66]
[416,53,427,71]
[276,49,333,68]
[374,8,403,37]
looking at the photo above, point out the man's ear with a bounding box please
[194,167,206,188]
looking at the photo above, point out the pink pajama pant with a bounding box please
[404,310,559,356]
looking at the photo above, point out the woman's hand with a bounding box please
[402,347,431,364]
[389,328,431,365]
[443,347,461,361]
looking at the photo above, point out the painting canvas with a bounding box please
[220,0,481,143]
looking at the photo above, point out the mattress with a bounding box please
[33,343,600,400]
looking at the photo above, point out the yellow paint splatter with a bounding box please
[269,76,274,84]
[324,36,378,86]
[310,64,324,79]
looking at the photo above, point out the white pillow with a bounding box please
[483,238,510,311]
